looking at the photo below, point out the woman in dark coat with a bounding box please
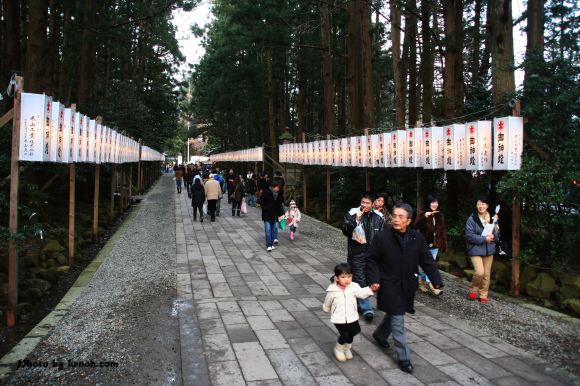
[414,194,447,295]
[231,176,245,216]
[191,179,205,222]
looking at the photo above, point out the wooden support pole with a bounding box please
[364,129,370,191]
[129,165,133,205]
[302,133,307,214]
[137,139,142,193]
[511,100,522,297]
[93,164,100,241]
[109,164,116,223]
[68,103,77,266]
[0,107,14,128]
[326,134,331,222]
[7,76,23,328]
[68,163,75,265]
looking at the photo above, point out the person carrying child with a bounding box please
[284,200,302,241]
[322,263,378,362]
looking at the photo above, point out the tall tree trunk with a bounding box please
[58,2,73,103]
[443,0,458,119]
[347,0,363,132]
[471,0,482,83]
[2,0,21,113]
[420,0,434,123]
[361,0,374,128]
[24,0,49,93]
[479,2,492,80]
[78,0,98,105]
[524,0,544,83]
[407,0,419,125]
[297,46,306,140]
[44,0,61,96]
[391,0,405,127]
[320,0,335,135]
[374,5,381,127]
[489,0,515,105]
[454,0,465,115]
[266,49,277,162]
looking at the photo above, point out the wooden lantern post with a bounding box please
[7,75,23,327]
[92,117,102,241]
[511,100,522,297]
[68,104,77,265]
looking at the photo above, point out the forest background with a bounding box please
[0,0,578,326]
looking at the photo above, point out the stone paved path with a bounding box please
[174,186,576,386]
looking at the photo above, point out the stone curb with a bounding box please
[0,201,145,381]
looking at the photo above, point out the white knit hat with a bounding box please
[290,200,296,206]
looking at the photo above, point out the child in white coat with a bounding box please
[284,200,301,241]
[322,263,378,362]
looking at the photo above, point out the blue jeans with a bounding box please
[264,221,278,247]
[420,248,439,283]
[374,314,411,362]
[176,180,182,193]
[247,194,256,207]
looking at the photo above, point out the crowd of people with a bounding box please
[171,163,503,374]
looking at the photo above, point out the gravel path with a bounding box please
[298,212,580,378]
[7,176,179,385]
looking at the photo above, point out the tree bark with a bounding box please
[347,0,363,132]
[443,0,458,119]
[407,0,419,126]
[454,0,465,115]
[391,0,405,127]
[320,0,336,135]
[524,0,544,84]
[471,0,482,83]
[373,6,381,126]
[420,0,434,124]
[78,0,98,105]
[490,0,515,105]
[361,0,374,128]
[266,49,277,163]
[24,0,49,93]
[297,46,306,140]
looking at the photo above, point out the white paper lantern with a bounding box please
[465,121,493,171]
[19,93,51,162]
[382,133,392,168]
[391,130,406,167]
[407,128,424,168]
[46,101,62,162]
[444,124,466,170]
[59,108,71,163]
[493,116,523,170]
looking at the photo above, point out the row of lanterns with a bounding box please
[210,147,264,163]
[18,93,165,164]
[279,117,523,171]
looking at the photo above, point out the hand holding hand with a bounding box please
[370,283,380,292]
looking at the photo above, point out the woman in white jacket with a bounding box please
[323,263,377,362]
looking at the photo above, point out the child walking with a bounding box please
[284,200,302,240]
[322,263,377,362]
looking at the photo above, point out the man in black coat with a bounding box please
[342,192,384,321]
[366,202,443,374]
[259,181,284,251]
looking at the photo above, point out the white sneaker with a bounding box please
[271,246,276,250]
[267,247,273,252]
[273,239,279,245]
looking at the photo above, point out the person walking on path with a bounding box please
[323,263,377,362]
[245,172,258,207]
[465,195,500,304]
[259,181,284,252]
[191,178,206,222]
[174,167,184,194]
[414,194,448,296]
[226,169,236,204]
[341,191,384,322]
[185,164,193,194]
[231,176,245,217]
[204,174,222,222]
[366,202,444,374]
[212,170,226,217]
[373,193,392,226]
[284,200,301,241]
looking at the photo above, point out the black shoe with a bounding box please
[211,217,215,222]
[364,312,374,322]
[200,218,203,223]
[398,360,414,373]
[372,332,390,348]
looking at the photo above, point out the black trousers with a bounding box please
[334,320,361,344]
[207,200,217,219]
[192,205,203,219]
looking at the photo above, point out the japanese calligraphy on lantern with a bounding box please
[444,124,466,170]
[47,101,62,162]
[59,108,72,163]
[366,135,373,167]
[406,128,424,167]
[382,133,392,167]
[391,130,406,167]
[493,116,523,170]
[466,121,492,171]
[19,93,51,162]
[370,134,380,168]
